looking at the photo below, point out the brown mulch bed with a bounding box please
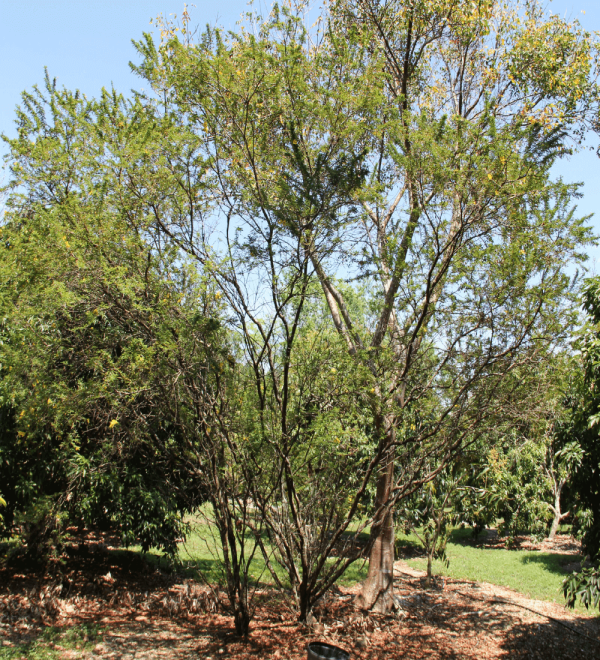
[1,530,600,659]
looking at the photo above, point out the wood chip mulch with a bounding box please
[1,533,600,659]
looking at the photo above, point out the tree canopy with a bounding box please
[1,0,599,625]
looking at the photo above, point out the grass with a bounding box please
[127,511,371,589]
[397,527,593,613]
[111,518,590,613]
[0,624,102,659]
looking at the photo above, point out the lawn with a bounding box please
[130,511,371,588]
[128,521,589,612]
[397,527,592,612]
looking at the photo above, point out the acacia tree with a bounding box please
[132,0,599,613]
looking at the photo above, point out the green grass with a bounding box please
[398,527,593,613]
[127,511,370,589]
[0,624,102,659]
[127,511,285,586]
[124,519,589,613]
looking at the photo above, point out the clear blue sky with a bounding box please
[1,0,599,265]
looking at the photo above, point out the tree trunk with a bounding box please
[233,599,250,637]
[548,482,568,540]
[548,505,569,540]
[298,577,311,622]
[356,445,395,613]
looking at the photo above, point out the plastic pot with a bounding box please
[307,641,350,660]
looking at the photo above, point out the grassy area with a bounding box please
[128,512,370,588]
[0,624,102,659]
[398,527,592,613]
[127,520,587,612]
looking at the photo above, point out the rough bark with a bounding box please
[356,442,395,613]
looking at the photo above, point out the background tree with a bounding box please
[397,467,462,583]
[0,78,225,556]
[544,439,583,540]
[562,277,600,556]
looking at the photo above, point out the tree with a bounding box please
[562,277,600,556]
[322,0,599,610]
[0,77,225,556]
[544,439,583,540]
[132,0,599,613]
[131,14,387,621]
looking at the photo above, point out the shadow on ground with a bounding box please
[499,618,600,659]
[519,552,585,577]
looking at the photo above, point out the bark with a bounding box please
[548,482,569,540]
[231,592,251,636]
[356,441,395,613]
[298,580,311,622]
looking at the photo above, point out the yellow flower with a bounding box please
[109,419,118,429]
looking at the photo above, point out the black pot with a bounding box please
[307,642,350,660]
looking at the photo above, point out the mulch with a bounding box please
[1,530,599,659]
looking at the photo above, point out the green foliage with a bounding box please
[486,439,552,542]
[397,470,462,579]
[563,559,600,610]
[560,277,600,558]
[0,76,224,555]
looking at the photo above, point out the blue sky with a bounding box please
[1,0,599,265]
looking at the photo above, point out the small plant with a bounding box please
[14,496,67,561]
[398,471,462,584]
[563,557,600,610]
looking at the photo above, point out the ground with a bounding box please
[1,530,599,659]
